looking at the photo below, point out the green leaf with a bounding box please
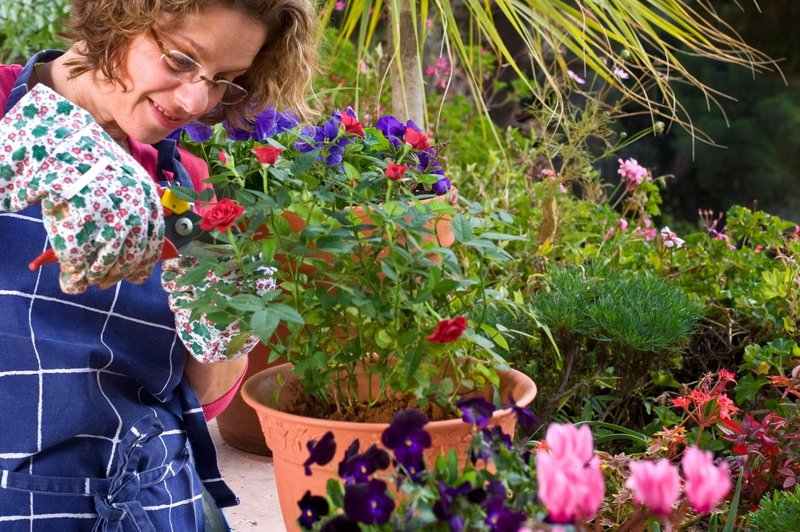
[452,214,474,242]
[250,309,280,344]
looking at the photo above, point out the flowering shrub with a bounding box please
[295,402,733,531]
[171,106,513,420]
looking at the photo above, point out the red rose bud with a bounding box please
[218,151,228,164]
[427,316,467,343]
[385,163,408,181]
[253,146,283,165]
[200,198,245,232]
[404,127,430,150]
[341,114,365,137]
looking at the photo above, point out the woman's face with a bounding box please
[95,5,267,144]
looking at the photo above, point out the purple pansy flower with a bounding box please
[381,409,432,467]
[294,115,350,167]
[320,515,360,532]
[338,442,390,484]
[482,425,513,451]
[509,395,540,430]
[297,490,329,529]
[432,177,451,195]
[457,397,496,429]
[432,481,472,527]
[303,431,336,476]
[483,496,527,532]
[343,479,395,525]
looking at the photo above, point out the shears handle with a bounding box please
[27,240,181,272]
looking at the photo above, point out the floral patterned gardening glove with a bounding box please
[0,85,163,293]
[161,256,278,362]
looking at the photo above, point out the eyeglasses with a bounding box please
[150,28,248,105]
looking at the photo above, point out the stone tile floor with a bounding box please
[208,419,286,531]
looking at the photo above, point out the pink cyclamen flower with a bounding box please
[544,423,596,464]
[536,446,605,523]
[625,459,681,517]
[660,226,685,249]
[682,446,732,513]
[617,158,651,190]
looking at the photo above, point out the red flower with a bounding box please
[427,317,467,343]
[200,198,245,232]
[341,114,365,137]
[219,151,228,164]
[404,127,430,150]
[385,163,407,181]
[253,146,283,165]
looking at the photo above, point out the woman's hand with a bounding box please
[0,85,164,293]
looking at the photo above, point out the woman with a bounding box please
[0,0,318,529]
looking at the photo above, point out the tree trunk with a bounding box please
[388,2,425,128]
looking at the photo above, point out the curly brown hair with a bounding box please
[63,0,319,128]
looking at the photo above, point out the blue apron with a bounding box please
[0,51,237,531]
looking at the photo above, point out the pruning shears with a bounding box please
[27,187,215,272]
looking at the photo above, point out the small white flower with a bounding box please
[567,69,586,85]
[613,66,630,79]
[660,226,685,249]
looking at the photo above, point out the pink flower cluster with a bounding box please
[626,446,732,517]
[424,57,452,89]
[618,158,652,191]
[536,423,604,524]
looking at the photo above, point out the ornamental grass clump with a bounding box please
[169,107,514,421]
[295,401,732,531]
[517,264,703,417]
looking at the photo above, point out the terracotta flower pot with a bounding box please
[241,361,537,531]
[215,324,289,455]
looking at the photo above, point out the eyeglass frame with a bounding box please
[149,27,249,106]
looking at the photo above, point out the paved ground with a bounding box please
[208,419,287,531]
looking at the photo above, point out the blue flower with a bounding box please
[297,490,329,529]
[276,110,299,133]
[381,409,432,467]
[375,115,405,146]
[222,119,254,141]
[457,397,496,429]
[343,479,395,525]
[338,441,390,484]
[167,121,213,142]
[303,431,336,476]
[294,115,350,167]
[253,107,278,141]
[432,177,451,195]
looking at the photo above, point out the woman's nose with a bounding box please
[173,82,214,116]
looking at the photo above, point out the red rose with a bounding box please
[385,162,408,181]
[427,316,467,343]
[341,114,365,137]
[200,198,245,232]
[253,146,283,165]
[218,151,228,164]
[404,127,430,150]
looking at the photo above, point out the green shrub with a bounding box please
[746,486,800,531]
[513,264,703,420]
